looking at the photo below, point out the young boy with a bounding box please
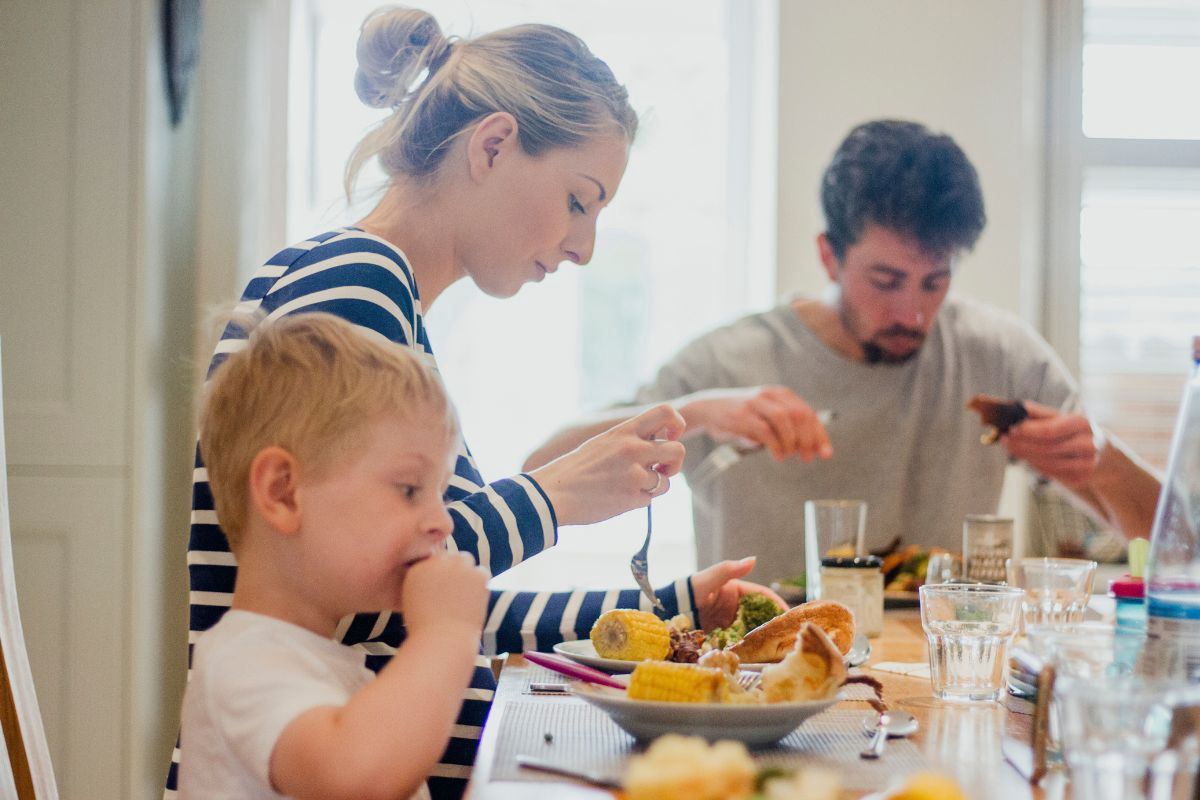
[179,312,489,800]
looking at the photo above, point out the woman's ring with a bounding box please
[645,468,663,494]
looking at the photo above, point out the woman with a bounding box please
[171,8,781,798]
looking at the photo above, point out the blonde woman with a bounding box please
[171,8,781,799]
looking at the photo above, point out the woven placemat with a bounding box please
[492,702,928,791]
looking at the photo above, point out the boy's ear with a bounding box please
[248,446,302,535]
[466,111,519,182]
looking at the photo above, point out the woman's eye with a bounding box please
[568,194,586,214]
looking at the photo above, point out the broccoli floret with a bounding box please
[706,592,784,647]
[737,592,784,632]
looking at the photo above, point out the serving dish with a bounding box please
[573,682,841,746]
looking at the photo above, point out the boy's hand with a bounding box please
[690,556,789,630]
[401,551,488,637]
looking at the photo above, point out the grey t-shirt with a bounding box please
[633,294,1079,584]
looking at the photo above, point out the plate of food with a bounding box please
[574,623,857,746]
[575,683,841,746]
[555,597,864,674]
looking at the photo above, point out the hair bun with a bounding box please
[353,7,449,109]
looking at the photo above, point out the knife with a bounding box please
[516,754,624,789]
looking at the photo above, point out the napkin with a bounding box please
[869,661,931,679]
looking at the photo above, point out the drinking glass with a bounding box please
[919,583,1024,702]
[804,499,867,601]
[1056,674,1200,800]
[1007,558,1098,628]
[962,515,1013,583]
[925,552,963,585]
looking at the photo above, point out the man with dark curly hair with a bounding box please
[526,120,1160,583]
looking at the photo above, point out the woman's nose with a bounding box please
[563,218,597,266]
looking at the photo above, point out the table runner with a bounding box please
[491,701,929,791]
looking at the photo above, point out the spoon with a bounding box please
[861,709,919,738]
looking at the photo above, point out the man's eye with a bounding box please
[871,281,901,291]
[569,194,586,214]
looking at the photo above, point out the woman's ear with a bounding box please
[466,111,519,182]
[248,446,303,535]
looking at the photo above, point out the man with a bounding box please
[525,119,1161,583]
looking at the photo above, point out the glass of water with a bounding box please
[1056,674,1200,800]
[1007,557,1098,627]
[919,583,1024,702]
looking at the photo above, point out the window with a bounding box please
[1047,0,1200,472]
[287,0,778,589]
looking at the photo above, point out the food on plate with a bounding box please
[706,592,785,649]
[966,393,1028,444]
[623,735,756,800]
[883,771,967,800]
[666,614,708,663]
[729,600,854,663]
[760,623,846,703]
[590,609,670,661]
[627,661,729,703]
[623,735,840,800]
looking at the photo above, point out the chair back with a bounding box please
[0,341,59,799]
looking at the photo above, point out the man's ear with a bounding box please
[466,111,519,182]
[817,233,840,282]
[248,446,303,535]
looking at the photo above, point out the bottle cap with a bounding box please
[821,555,883,569]
[1109,574,1145,600]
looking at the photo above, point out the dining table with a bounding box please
[467,608,1075,799]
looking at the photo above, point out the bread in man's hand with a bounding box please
[728,600,854,664]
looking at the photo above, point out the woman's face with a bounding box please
[464,132,629,298]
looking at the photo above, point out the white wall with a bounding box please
[775,0,1047,325]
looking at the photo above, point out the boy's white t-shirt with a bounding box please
[179,609,431,800]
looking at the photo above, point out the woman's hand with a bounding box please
[681,386,833,463]
[528,403,686,526]
[690,556,789,630]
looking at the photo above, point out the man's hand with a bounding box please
[1002,400,1098,489]
[682,386,833,463]
[689,556,789,630]
[529,404,686,526]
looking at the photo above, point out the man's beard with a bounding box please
[862,326,925,364]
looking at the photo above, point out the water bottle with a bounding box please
[1143,335,1200,679]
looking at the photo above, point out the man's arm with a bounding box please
[523,387,834,472]
[1002,401,1162,539]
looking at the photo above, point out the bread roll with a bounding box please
[728,600,854,663]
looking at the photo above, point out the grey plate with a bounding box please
[574,683,841,746]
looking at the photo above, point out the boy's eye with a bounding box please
[569,194,586,214]
[395,484,419,500]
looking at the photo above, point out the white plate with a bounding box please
[573,683,841,746]
[552,633,870,673]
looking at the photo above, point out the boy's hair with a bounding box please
[820,119,986,262]
[199,312,457,551]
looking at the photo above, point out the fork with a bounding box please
[630,502,667,615]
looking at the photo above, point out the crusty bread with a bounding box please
[728,600,854,663]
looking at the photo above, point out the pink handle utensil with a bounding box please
[523,651,627,690]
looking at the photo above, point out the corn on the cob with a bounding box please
[627,661,728,703]
[590,609,670,661]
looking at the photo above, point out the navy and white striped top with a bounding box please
[166,229,697,800]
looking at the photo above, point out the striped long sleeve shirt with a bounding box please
[166,229,698,799]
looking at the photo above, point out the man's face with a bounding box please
[819,224,954,364]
